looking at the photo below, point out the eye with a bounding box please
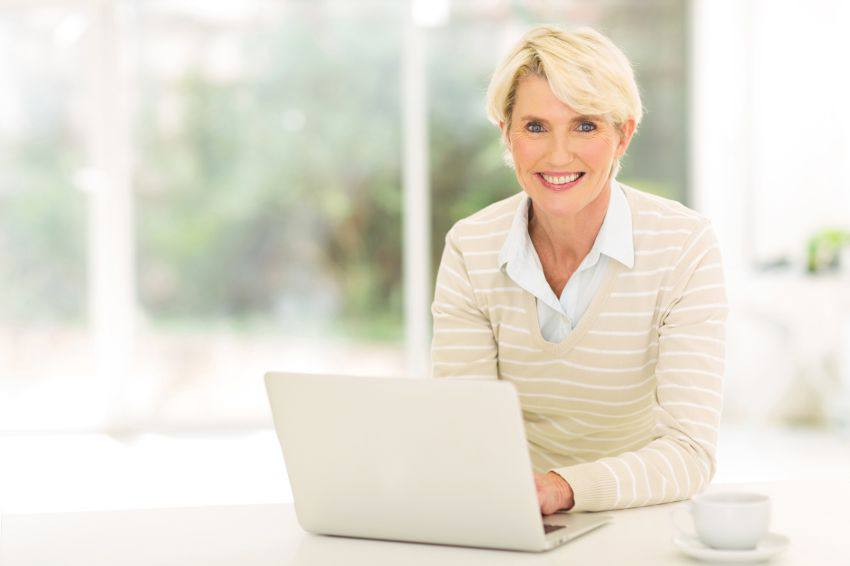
[577,121,596,133]
[525,121,545,134]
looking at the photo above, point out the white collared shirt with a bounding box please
[497,181,635,343]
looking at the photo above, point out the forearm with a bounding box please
[550,435,714,512]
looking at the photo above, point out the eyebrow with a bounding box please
[518,114,604,123]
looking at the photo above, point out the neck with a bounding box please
[529,182,612,265]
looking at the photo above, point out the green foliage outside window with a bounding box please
[3,2,688,344]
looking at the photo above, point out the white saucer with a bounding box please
[672,532,790,563]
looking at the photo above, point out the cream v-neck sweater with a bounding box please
[499,181,635,342]
[430,184,728,513]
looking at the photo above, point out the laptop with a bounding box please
[264,372,613,552]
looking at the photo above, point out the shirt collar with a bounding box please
[498,179,634,270]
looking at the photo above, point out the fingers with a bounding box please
[536,489,554,515]
[534,475,561,515]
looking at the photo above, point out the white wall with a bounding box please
[749,0,850,262]
[693,0,850,269]
[691,0,753,273]
[692,0,850,426]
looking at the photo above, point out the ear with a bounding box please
[499,120,511,149]
[615,118,637,158]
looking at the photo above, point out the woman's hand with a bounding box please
[533,472,575,515]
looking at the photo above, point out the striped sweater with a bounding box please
[430,184,728,513]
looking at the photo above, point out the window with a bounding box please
[0,0,689,432]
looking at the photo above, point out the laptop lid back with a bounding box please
[264,372,547,551]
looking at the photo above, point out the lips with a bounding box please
[536,172,585,191]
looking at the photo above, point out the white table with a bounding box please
[1,479,846,565]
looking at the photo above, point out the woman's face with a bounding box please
[503,74,635,220]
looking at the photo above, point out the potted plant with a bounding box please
[806,228,850,274]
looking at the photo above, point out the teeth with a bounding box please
[541,172,581,184]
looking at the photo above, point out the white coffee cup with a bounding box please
[670,491,771,550]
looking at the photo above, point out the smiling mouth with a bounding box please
[536,172,585,190]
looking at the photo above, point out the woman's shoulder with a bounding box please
[619,183,719,272]
[619,182,706,224]
[446,191,524,244]
[619,182,714,249]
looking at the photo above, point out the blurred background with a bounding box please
[1,0,849,513]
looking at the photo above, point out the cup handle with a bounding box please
[670,502,697,539]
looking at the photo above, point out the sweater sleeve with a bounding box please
[551,220,728,512]
[430,226,499,380]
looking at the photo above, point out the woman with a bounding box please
[431,25,727,515]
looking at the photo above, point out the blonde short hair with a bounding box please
[485,25,643,177]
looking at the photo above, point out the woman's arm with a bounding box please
[433,226,571,516]
[549,219,728,512]
[430,226,499,380]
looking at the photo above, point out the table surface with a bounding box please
[1,479,847,565]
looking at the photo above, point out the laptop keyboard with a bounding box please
[543,524,566,534]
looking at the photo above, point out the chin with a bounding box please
[527,185,592,214]
[532,194,583,218]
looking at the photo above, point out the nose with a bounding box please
[547,131,576,165]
